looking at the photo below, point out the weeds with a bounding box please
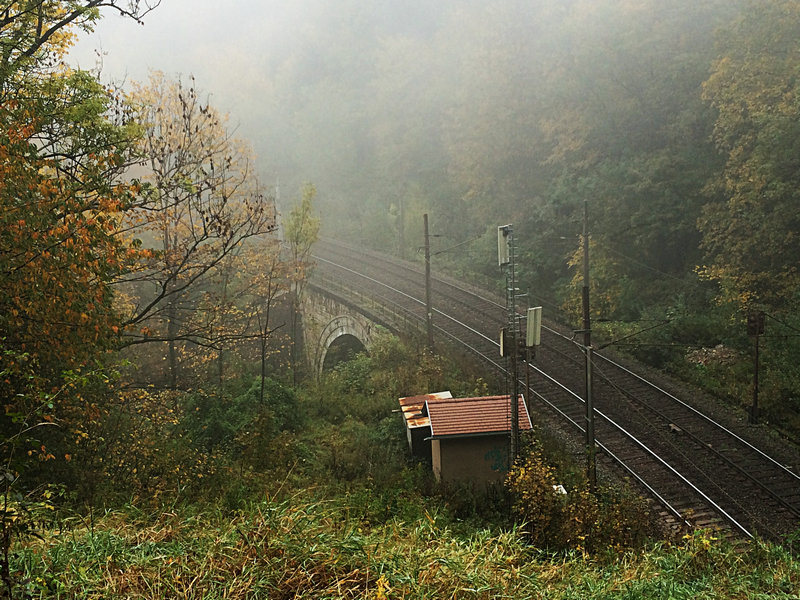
[6,335,799,598]
[12,499,800,599]
[506,445,653,554]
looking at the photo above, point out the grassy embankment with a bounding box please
[17,501,799,598]
[12,336,800,598]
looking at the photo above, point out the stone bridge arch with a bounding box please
[317,315,370,372]
[302,289,382,376]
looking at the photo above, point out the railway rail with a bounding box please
[311,238,800,541]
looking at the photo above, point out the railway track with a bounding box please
[311,238,800,541]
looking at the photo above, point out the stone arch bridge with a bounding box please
[301,280,422,376]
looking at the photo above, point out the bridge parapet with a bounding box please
[302,271,426,376]
[308,267,426,334]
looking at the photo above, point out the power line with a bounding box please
[594,240,696,285]
[431,232,485,257]
[765,313,800,336]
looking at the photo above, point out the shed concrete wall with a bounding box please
[432,435,510,484]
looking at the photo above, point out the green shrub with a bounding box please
[506,448,651,553]
[182,377,300,452]
[76,389,218,505]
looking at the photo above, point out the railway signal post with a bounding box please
[498,224,522,461]
[582,201,597,492]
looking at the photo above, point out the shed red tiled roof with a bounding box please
[426,394,531,438]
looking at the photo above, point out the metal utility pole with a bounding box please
[499,225,520,462]
[399,198,406,259]
[752,334,760,425]
[582,201,597,491]
[525,346,531,422]
[509,241,520,463]
[423,214,434,351]
[747,310,765,424]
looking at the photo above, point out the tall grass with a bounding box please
[14,499,799,599]
[9,334,799,598]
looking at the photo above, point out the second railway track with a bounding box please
[311,238,800,542]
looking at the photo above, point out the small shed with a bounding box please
[425,394,532,484]
[398,391,452,459]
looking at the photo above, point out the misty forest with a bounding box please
[2,0,800,597]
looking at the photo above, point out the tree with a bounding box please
[242,239,289,403]
[699,0,800,312]
[0,96,132,372]
[0,0,160,91]
[525,0,735,314]
[284,183,320,383]
[120,72,277,388]
[183,236,288,389]
[0,3,157,595]
[0,7,143,413]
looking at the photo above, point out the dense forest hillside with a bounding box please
[256,0,800,433]
[263,0,734,284]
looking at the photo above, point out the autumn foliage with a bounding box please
[505,448,651,553]
[0,47,146,493]
[0,101,134,378]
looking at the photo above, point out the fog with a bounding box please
[69,1,309,154]
[68,0,447,209]
[69,0,740,286]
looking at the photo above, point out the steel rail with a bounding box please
[517,365,693,529]
[314,255,695,527]
[430,315,694,529]
[406,261,800,508]
[591,359,800,522]
[311,252,754,536]
[524,331,796,530]
[593,352,800,485]
[434,269,799,482]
